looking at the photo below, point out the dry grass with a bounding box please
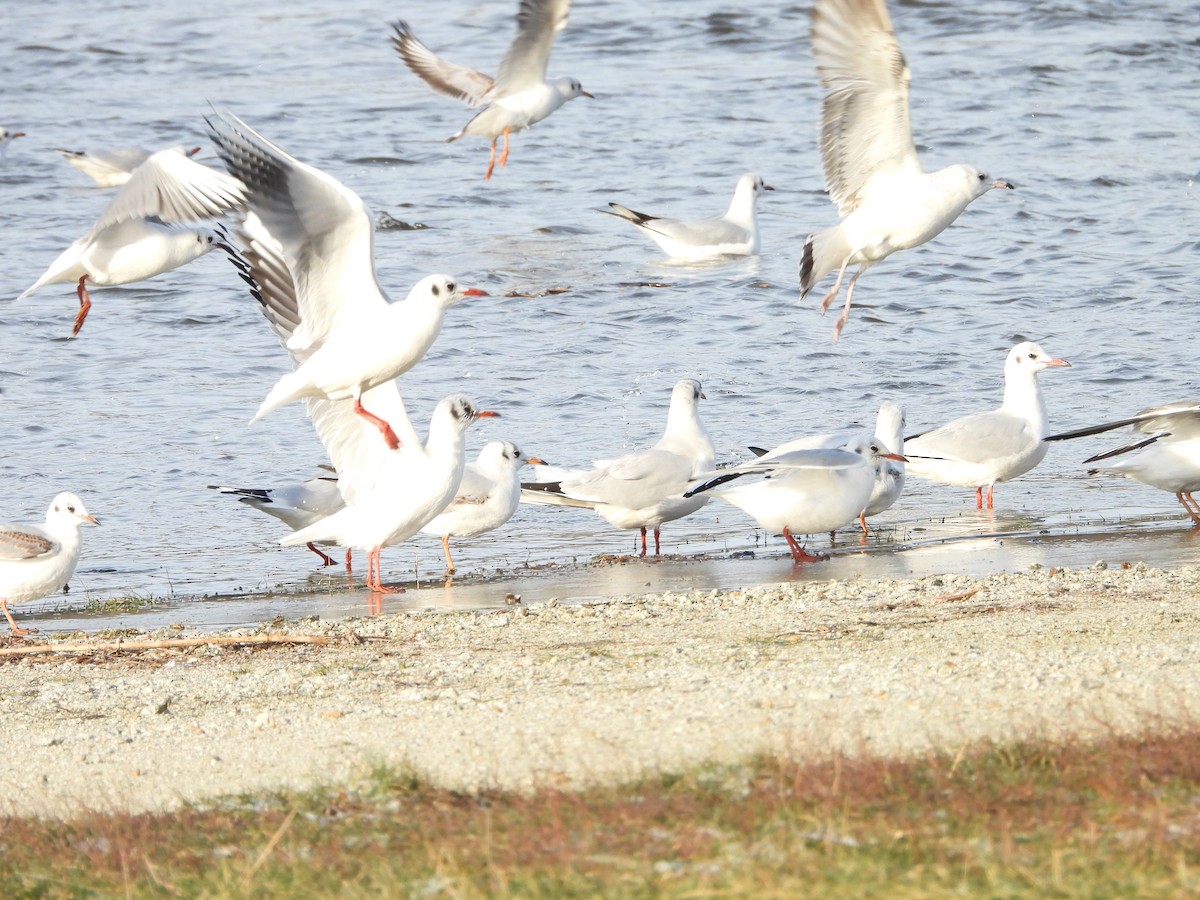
[3,728,1200,897]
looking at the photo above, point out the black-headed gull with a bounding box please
[251,274,485,447]
[55,144,202,187]
[421,440,546,575]
[282,395,499,593]
[18,149,243,335]
[209,475,351,568]
[905,342,1070,509]
[605,173,774,261]
[207,111,486,451]
[800,0,1014,340]
[686,435,903,563]
[0,493,99,637]
[1047,399,1200,525]
[522,379,715,557]
[391,0,593,181]
[749,400,906,534]
[228,210,500,591]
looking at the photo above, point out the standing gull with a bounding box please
[209,474,351,568]
[800,0,1014,340]
[283,396,499,593]
[421,440,546,575]
[905,342,1070,509]
[605,173,773,261]
[686,435,904,563]
[1047,399,1200,525]
[207,111,485,451]
[522,380,715,557]
[0,493,99,637]
[749,401,906,534]
[391,0,593,181]
[17,149,243,335]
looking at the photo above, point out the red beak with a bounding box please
[462,288,488,297]
[475,410,501,419]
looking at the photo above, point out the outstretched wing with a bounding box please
[811,0,921,215]
[495,0,571,93]
[391,20,495,107]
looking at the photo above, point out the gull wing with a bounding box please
[0,525,56,561]
[494,0,571,93]
[906,411,1033,464]
[391,21,494,107]
[811,0,921,215]
[687,447,866,497]
[207,110,385,354]
[92,148,245,231]
[1047,399,1200,444]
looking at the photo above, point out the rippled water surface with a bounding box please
[1,0,1198,628]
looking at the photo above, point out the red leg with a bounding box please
[484,138,498,181]
[306,542,335,568]
[858,511,868,537]
[986,484,995,509]
[1177,491,1200,526]
[818,256,851,315]
[353,398,401,450]
[441,533,456,576]
[638,526,648,557]
[72,275,92,337]
[345,548,353,574]
[653,528,661,556]
[1,598,33,637]
[974,486,984,510]
[497,126,511,167]
[782,527,826,563]
[365,546,399,595]
[831,270,861,341]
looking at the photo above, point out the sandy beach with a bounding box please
[3,562,1199,820]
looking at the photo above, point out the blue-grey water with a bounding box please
[1,0,1198,631]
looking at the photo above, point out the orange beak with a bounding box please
[1045,358,1071,368]
[475,410,501,419]
[462,288,488,297]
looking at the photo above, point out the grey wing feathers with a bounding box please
[812,0,919,214]
[391,20,494,106]
[495,0,570,91]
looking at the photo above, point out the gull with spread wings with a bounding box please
[391,0,593,181]
[800,0,1013,340]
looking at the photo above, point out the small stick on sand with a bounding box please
[0,633,333,658]
[930,586,983,604]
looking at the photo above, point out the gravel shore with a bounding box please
[3,563,1199,819]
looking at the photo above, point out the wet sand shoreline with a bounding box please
[3,561,1199,820]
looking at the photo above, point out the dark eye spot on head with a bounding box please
[447,282,455,293]
[66,505,75,513]
[432,283,441,297]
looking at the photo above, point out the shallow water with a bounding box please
[1,0,1198,631]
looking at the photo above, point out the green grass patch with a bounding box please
[2,729,1199,896]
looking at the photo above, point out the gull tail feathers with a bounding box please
[799,227,850,299]
[18,241,88,302]
[604,203,656,226]
[253,371,312,422]
[520,483,597,510]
